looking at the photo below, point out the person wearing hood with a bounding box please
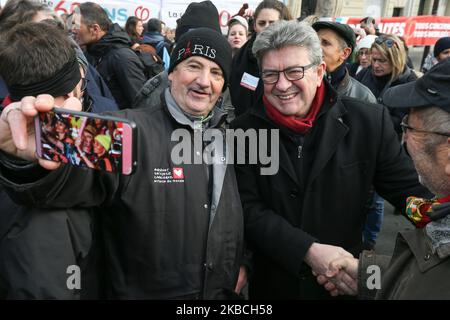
[73,2,146,109]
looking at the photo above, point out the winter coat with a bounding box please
[231,81,431,299]
[87,24,146,109]
[229,34,263,117]
[0,91,244,299]
[0,157,103,299]
[141,31,171,60]
[335,69,377,103]
[356,66,417,134]
[359,203,450,300]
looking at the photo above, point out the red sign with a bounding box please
[342,16,450,46]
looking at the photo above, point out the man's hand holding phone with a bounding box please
[0,94,82,170]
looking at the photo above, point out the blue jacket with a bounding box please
[85,64,118,113]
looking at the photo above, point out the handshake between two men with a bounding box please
[305,242,359,297]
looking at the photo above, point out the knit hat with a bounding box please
[433,36,450,57]
[95,134,111,151]
[175,1,221,41]
[169,28,232,91]
[312,21,356,52]
[356,35,377,52]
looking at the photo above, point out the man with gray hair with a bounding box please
[232,20,430,299]
[317,58,450,299]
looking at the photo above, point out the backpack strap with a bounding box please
[155,41,165,56]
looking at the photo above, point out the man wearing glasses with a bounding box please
[232,21,430,299]
[315,58,450,299]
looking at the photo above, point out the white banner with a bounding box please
[160,0,261,29]
[0,0,261,30]
[33,0,161,25]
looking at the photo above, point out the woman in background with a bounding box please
[227,15,249,58]
[125,16,144,50]
[356,34,417,135]
[229,0,292,116]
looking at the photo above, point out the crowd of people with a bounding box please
[0,0,449,300]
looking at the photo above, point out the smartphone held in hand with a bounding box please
[35,108,137,175]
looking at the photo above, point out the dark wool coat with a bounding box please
[231,84,430,299]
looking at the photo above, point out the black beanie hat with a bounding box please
[312,21,357,52]
[175,1,221,41]
[434,36,450,57]
[169,28,231,91]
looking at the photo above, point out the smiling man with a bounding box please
[0,27,246,299]
[232,20,430,299]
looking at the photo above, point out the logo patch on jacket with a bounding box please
[153,168,185,184]
[172,167,184,179]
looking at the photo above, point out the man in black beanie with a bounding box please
[0,27,247,299]
[434,36,450,62]
[169,28,231,91]
[133,1,236,123]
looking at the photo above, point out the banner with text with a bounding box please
[337,15,450,46]
[8,0,261,29]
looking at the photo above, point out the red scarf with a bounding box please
[2,95,12,107]
[406,194,450,228]
[263,81,325,134]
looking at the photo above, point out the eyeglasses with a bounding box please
[400,115,450,137]
[375,36,396,49]
[261,63,316,84]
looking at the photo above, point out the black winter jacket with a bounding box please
[87,24,146,109]
[231,83,430,299]
[0,92,244,299]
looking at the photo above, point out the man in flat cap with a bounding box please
[0,27,246,299]
[318,58,450,299]
[312,21,375,102]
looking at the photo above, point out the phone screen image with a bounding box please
[35,109,136,175]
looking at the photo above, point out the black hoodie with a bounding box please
[87,24,146,109]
